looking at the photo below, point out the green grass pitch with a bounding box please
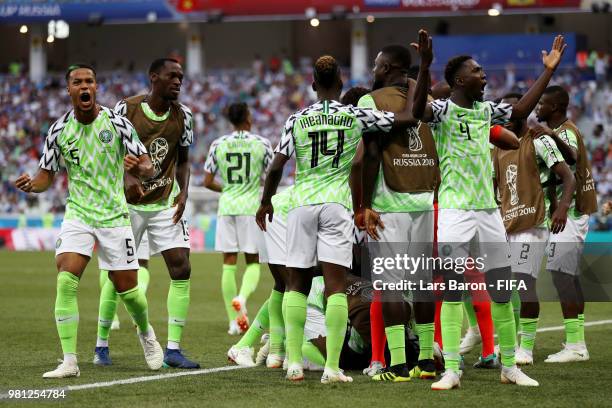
[1,251,611,407]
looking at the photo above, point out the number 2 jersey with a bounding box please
[204,130,273,216]
[39,107,147,227]
[276,100,394,210]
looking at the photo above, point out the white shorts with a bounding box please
[286,203,353,269]
[137,232,150,261]
[130,207,190,255]
[215,215,261,254]
[547,214,589,275]
[304,306,327,341]
[259,215,287,265]
[353,226,366,246]
[368,211,434,282]
[56,219,138,271]
[508,227,549,279]
[437,208,510,272]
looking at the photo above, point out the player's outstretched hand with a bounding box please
[550,207,568,234]
[411,29,433,67]
[531,123,555,139]
[124,154,140,175]
[364,208,385,241]
[542,35,567,71]
[256,203,274,232]
[14,173,33,193]
[172,192,188,224]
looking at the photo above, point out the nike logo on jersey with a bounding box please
[457,113,467,118]
[127,259,135,264]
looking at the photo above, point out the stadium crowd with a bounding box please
[1,62,611,228]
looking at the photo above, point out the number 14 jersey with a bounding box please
[204,130,273,216]
[276,100,394,210]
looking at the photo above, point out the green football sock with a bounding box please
[222,264,238,322]
[268,290,285,355]
[511,290,521,331]
[385,324,406,367]
[55,272,80,355]
[167,279,190,346]
[281,291,288,322]
[238,263,260,301]
[119,286,149,334]
[285,291,307,366]
[138,266,150,294]
[97,276,119,342]
[464,298,478,328]
[99,269,108,289]
[416,322,435,361]
[236,300,269,348]
[564,318,580,345]
[441,301,463,372]
[519,317,538,351]
[325,293,348,372]
[578,313,585,343]
[492,302,517,368]
[302,341,326,367]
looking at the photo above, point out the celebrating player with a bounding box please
[493,93,575,365]
[256,55,419,384]
[358,45,438,382]
[412,29,567,389]
[15,64,162,378]
[536,85,598,362]
[94,58,198,369]
[204,102,273,335]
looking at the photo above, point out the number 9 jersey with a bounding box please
[276,100,394,211]
[204,130,273,216]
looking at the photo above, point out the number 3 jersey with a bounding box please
[38,107,147,228]
[427,99,512,210]
[204,130,273,216]
[276,100,394,210]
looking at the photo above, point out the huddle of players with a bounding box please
[16,27,595,387]
[211,30,596,388]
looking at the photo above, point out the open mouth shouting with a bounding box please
[79,91,93,109]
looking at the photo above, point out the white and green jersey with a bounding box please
[357,94,434,213]
[307,276,326,312]
[534,135,565,227]
[276,100,394,210]
[553,124,581,219]
[39,107,147,228]
[428,99,512,209]
[272,185,294,220]
[204,130,272,216]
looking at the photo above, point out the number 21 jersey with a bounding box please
[204,130,273,216]
[276,100,394,210]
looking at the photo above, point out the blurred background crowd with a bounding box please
[1,53,611,229]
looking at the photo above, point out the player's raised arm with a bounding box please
[412,29,434,122]
[490,125,519,150]
[17,121,62,193]
[511,35,567,119]
[389,78,419,129]
[14,169,55,193]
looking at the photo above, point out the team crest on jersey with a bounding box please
[99,130,113,144]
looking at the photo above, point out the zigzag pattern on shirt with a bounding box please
[104,106,147,156]
[39,110,71,171]
[179,103,194,146]
[114,100,127,116]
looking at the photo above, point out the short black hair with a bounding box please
[543,85,569,110]
[227,102,249,126]
[313,56,340,89]
[65,63,96,82]
[381,44,412,72]
[444,55,472,88]
[502,92,523,101]
[341,87,370,106]
[149,58,179,75]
